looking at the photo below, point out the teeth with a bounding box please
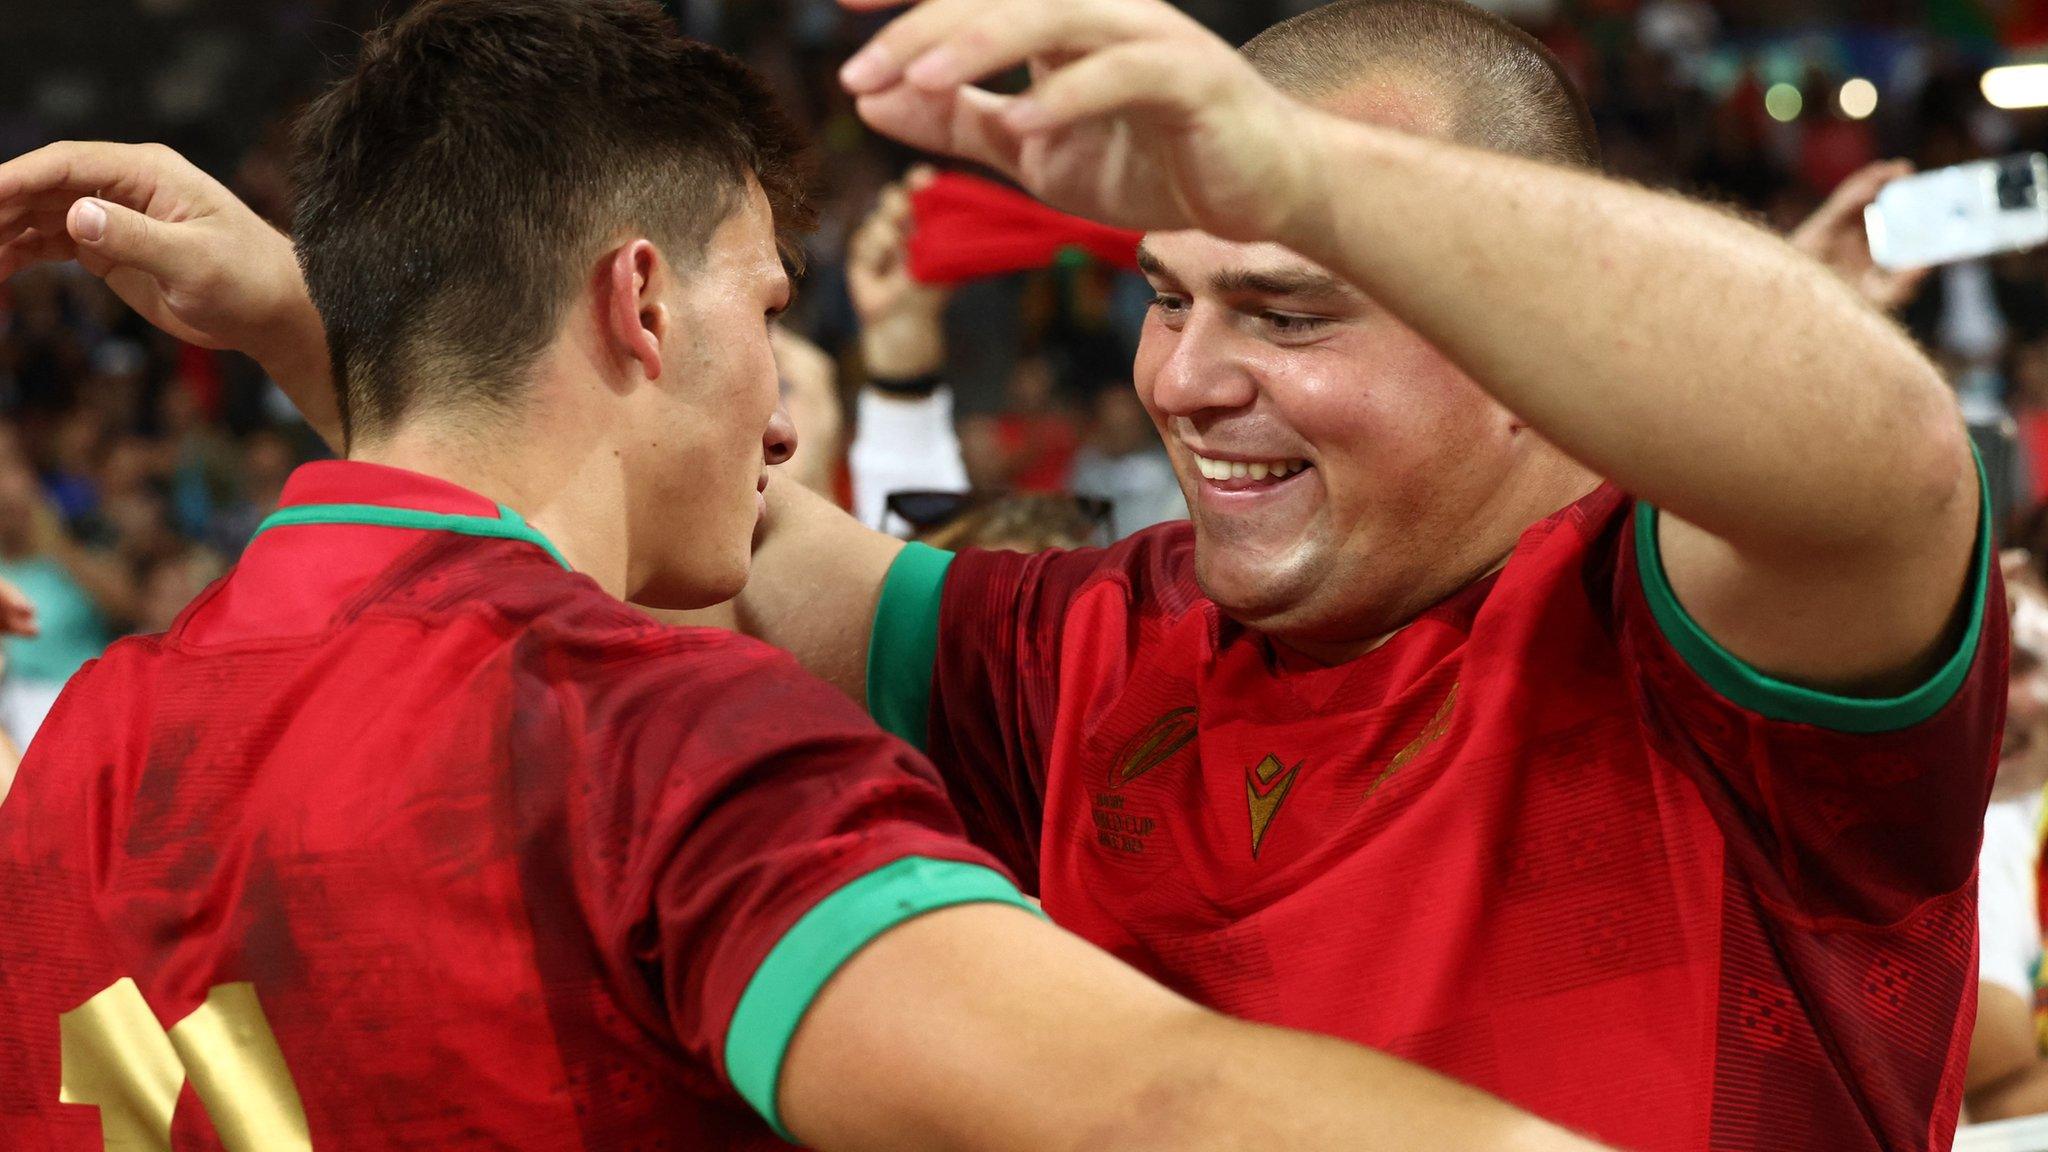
[1191,454,1308,483]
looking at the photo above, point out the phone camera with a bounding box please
[1998,156,2041,212]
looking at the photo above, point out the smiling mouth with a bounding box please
[1190,452,1314,492]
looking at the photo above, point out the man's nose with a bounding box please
[764,403,797,467]
[1148,313,1260,417]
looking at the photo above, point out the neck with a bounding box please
[349,414,634,600]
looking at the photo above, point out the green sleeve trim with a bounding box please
[866,543,955,749]
[1633,449,1991,735]
[253,502,573,571]
[724,855,1042,1138]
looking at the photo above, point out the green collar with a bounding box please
[251,502,573,571]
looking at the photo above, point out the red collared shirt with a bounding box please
[0,460,1026,1149]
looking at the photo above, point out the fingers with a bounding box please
[843,0,1173,95]
[1869,264,1932,312]
[0,141,179,220]
[0,227,80,282]
[1006,41,1213,134]
[901,2,1162,93]
[854,84,1026,175]
[852,181,915,274]
[1787,160,1913,256]
[0,578,41,640]
[62,196,191,285]
[0,194,94,242]
[1821,159,1914,217]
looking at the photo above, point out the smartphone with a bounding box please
[1864,153,2048,271]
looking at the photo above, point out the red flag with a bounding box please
[907,172,1144,285]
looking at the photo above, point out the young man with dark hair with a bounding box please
[0,2,1613,1150]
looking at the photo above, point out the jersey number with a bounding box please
[59,978,312,1150]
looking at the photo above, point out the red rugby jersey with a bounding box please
[0,461,1029,1151]
[869,483,2004,1152]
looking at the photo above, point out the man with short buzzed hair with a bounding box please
[737,1,2002,1149]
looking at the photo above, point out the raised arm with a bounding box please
[0,142,340,448]
[0,142,917,704]
[741,480,904,703]
[837,0,1980,695]
[785,902,1605,1152]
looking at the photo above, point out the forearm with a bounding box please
[887,1009,1606,1152]
[1093,1012,1604,1152]
[242,253,343,453]
[1969,1061,2048,1124]
[784,906,1606,1152]
[737,480,904,702]
[1286,119,1965,553]
[251,322,341,453]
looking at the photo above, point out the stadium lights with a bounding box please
[1840,78,1879,120]
[1984,63,2048,110]
[1765,83,1804,122]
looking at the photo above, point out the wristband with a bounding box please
[866,370,945,399]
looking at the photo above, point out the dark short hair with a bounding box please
[291,0,814,445]
[1242,0,1598,170]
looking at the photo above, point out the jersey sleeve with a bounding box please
[1614,464,2003,925]
[543,629,1037,1141]
[866,539,1135,891]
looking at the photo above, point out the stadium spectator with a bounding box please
[1069,386,1187,539]
[0,425,123,743]
[845,168,973,528]
[771,325,846,500]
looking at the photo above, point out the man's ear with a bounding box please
[605,238,668,383]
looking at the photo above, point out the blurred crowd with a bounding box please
[15,0,2048,751]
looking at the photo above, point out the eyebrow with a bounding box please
[1136,244,1360,303]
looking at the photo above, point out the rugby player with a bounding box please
[1,0,2003,1148]
[0,2,1614,1150]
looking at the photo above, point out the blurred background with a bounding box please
[11,0,2048,743]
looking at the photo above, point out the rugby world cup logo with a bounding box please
[1109,707,1198,788]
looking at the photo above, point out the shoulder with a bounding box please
[512,597,882,745]
[385,545,864,727]
[1491,483,1634,602]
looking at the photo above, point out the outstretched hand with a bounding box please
[0,142,337,442]
[0,143,307,355]
[1788,160,1931,314]
[0,575,39,643]
[835,0,1326,245]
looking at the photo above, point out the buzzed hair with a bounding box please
[1242,0,1599,170]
